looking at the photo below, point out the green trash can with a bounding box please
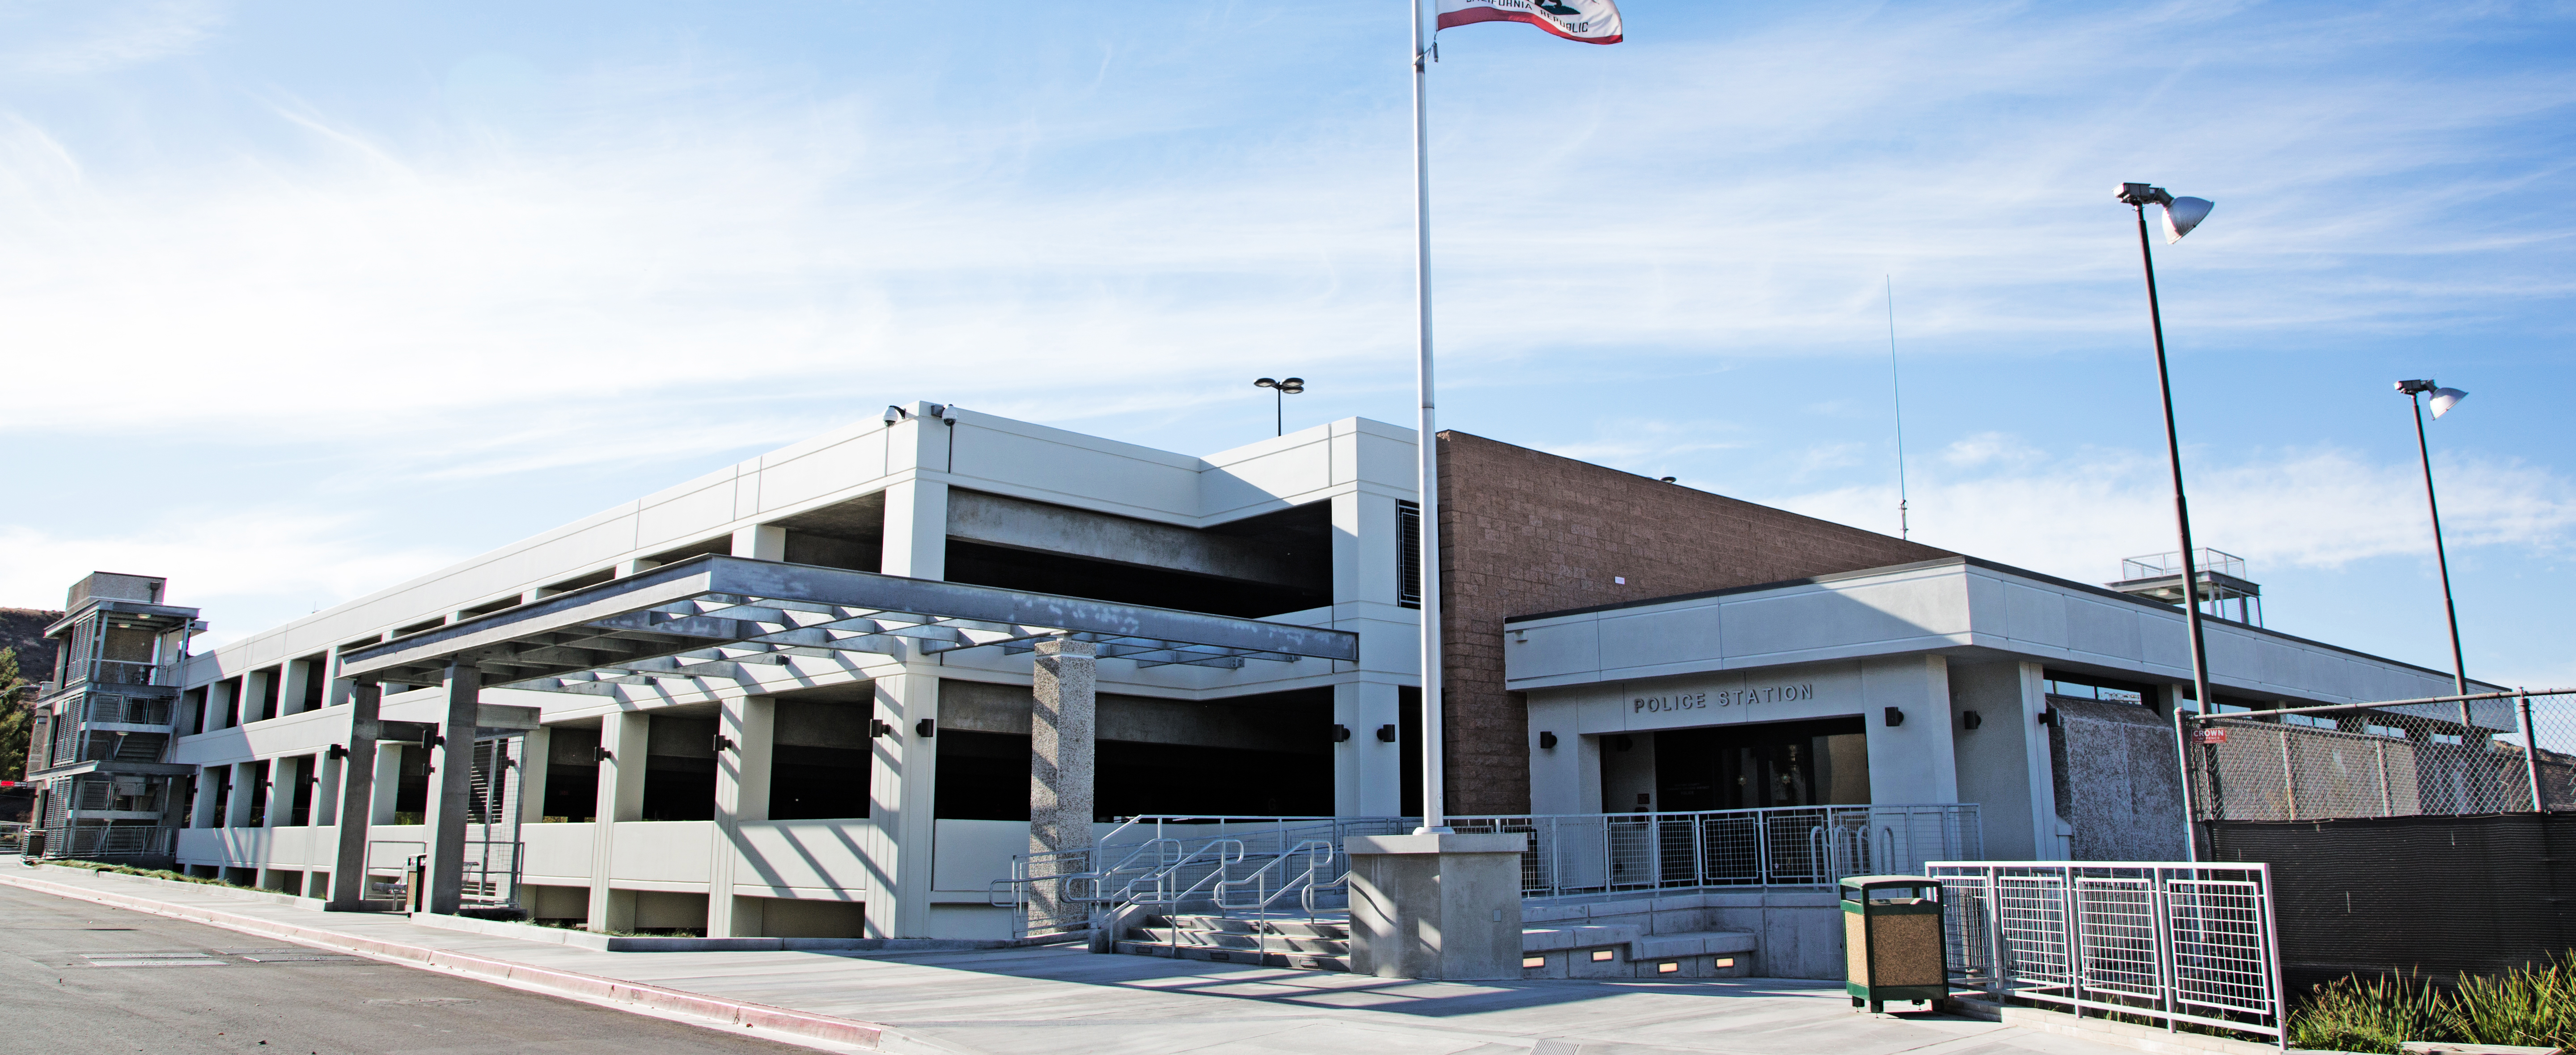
[1840,875,1948,1013]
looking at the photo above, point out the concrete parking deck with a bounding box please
[0,861,2143,1055]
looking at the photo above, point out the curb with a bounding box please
[0,869,912,1051]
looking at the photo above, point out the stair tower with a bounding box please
[21,573,201,864]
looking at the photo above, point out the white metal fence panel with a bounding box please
[1931,861,2284,1044]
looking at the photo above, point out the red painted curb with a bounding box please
[0,870,890,1048]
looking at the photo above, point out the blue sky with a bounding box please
[4,0,2570,689]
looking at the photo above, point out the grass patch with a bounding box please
[50,859,259,890]
[2287,953,2576,1054]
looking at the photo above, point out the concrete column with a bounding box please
[2021,663,2070,859]
[421,663,480,915]
[587,710,650,932]
[880,480,948,579]
[1346,832,1525,979]
[314,750,341,827]
[244,668,273,723]
[1027,637,1096,933]
[731,525,787,561]
[191,765,224,828]
[517,726,552,827]
[369,744,404,825]
[868,673,939,937]
[707,695,775,938]
[277,660,313,717]
[1335,681,1403,816]
[264,757,295,829]
[226,762,258,827]
[203,681,230,732]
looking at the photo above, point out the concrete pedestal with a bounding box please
[1346,832,1526,980]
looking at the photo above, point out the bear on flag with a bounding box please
[1436,0,1622,44]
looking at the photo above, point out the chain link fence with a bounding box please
[2186,689,2574,821]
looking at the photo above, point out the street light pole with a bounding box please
[2396,380,2470,697]
[1253,377,1305,437]
[2117,181,2216,861]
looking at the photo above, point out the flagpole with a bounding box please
[1410,0,1449,835]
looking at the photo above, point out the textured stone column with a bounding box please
[1028,637,1096,933]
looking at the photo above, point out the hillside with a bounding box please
[0,608,60,684]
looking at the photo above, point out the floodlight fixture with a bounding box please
[2116,182,2214,243]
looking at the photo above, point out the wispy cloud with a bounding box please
[0,0,226,77]
[1770,437,2576,583]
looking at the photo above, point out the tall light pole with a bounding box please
[2395,379,2471,697]
[1253,376,1305,436]
[2116,181,2215,861]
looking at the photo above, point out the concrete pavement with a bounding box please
[0,861,2146,1055]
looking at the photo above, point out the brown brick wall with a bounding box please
[1434,431,1954,814]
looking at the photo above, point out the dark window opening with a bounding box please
[931,730,1330,820]
[642,716,716,821]
[544,726,601,822]
[770,700,870,819]
[1652,717,1869,811]
[459,596,521,619]
[180,687,206,736]
[1398,501,1423,609]
[255,668,282,722]
[246,759,271,827]
[179,775,199,827]
[944,540,1325,618]
[542,568,616,595]
[287,755,314,825]
[394,618,445,638]
[394,746,428,823]
[645,536,733,567]
[1399,686,1423,818]
[298,654,328,711]
[210,772,230,826]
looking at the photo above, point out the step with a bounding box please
[1115,940,1349,973]
[1152,915,1349,940]
[1129,927,1350,956]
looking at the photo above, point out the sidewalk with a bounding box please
[0,861,2137,1055]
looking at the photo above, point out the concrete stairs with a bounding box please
[1111,909,1759,978]
[1115,913,1351,972]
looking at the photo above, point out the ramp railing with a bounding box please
[1930,861,2285,1046]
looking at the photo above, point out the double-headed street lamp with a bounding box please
[1254,376,1305,436]
[2117,180,2215,860]
[2395,379,2471,697]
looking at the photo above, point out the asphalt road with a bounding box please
[0,883,822,1055]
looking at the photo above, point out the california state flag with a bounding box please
[1437,0,1623,44]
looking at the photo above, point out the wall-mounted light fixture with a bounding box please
[870,717,896,738]
[326,743,348,760]
[1884,707,1906,727]
[1332,724,1352,743]
[1961,711,1983,730]
[2037,709,2058,727]
[1376,723,1398,743]
[916,718,936,738]
[594,747,613,763]
[1538,731,1559,749]
[1659,477,1677,483]
[712,734,735,753]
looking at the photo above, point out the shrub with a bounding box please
[2447,950,2576,1050]
[2288,971,2448,1055]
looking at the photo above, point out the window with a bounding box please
[2285,714,2334,729]
[2042,676,2144,705]
[2367,724,2405,738]
[1397,501,1423,609]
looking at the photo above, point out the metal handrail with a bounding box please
[1213,839,1340,915]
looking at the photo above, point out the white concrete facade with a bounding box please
[1508,557,2496,861]
[168,404,1424,937]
